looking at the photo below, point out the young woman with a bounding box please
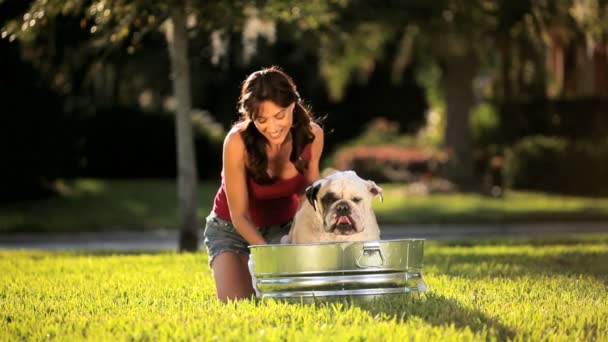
[203,66,324,302]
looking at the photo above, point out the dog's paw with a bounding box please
[279,235,291,244]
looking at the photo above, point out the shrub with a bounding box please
[497,98,608,144]
[470,102,500,146]
[507,135,608,196]
[334,145,448,183]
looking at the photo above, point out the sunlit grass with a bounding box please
[1,235,607,340]
[2,179,608,233]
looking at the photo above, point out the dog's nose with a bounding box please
[336,202,350,215]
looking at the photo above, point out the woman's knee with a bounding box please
[211,252,255,302]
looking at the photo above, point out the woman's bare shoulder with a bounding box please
[224,124,248,155]
[225,121,251,145]
[310,121,323,134]
[310,122,324,140]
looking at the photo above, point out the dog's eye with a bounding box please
[321,193,337,206]
[352,197,362,203]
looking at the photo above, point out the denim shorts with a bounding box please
[202,212,291,267]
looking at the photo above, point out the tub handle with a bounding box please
[356,242,385,268]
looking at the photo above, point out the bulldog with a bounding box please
[282,170,383,244]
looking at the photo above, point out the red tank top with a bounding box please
[212,144,312,227]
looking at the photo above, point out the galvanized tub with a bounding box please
[249,239,428,301]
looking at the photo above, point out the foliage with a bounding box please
[497,97,608,144]
[334,145,447,183]
[1,0,346,73]
[319,23,394,101]
[0,37,79,201]
[256,0,347,31]
[415,63,446,147]
[506,135,608,196]
[2,0,608,197]
[507,135,567,191]
[474,98,608,198]
[470,102,500,145]
[325,118,447,182]
[1,236,607,340]
[1,103,223,202]
[313,1,503,100]
[528,0,608,98]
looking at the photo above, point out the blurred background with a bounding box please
[1,0,608,250]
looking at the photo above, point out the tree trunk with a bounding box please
[165,1,199,252]
[573,45,594,97]
[441,55,477,191]
[500,41,512,99]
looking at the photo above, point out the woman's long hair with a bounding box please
[236,66,315,184]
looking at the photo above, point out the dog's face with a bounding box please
[305,171,383,236]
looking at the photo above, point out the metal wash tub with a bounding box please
[248,239,428,301]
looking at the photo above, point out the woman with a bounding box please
[203,66,324,302]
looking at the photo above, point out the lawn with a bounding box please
[3,179,608,233]
[377,188,608,224]
[1,235,607,340]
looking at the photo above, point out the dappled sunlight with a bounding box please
[71,179,108,195]
[2,0,608,338]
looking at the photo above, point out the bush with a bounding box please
[497,98,608,144]
[507,135,608,196]
[470,102,500,146]
[0,40,80,201]
[334,145,448,183]
[2,104,223,202]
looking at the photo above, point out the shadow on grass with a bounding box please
[424,248,608,279]
[257,292,514,339]
[315,293,516,340]
[432,234,608,247]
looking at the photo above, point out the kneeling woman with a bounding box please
[203,66,324,302]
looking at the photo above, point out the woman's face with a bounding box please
[253,100,294,145]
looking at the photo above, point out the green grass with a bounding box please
[1,235,607,340]
[0,179,216,233]
[2,179,608,233]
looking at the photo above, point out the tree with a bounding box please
[3,0,203,251]
[3,0,344,250]
[165,1,198,251]
[313,1,500,190]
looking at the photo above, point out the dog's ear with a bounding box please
[367,180,384,202]
[305,181,323,211]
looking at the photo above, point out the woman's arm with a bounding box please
[223,127,266,245]
[306,122,325,185]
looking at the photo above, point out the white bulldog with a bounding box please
[282,170,383,244]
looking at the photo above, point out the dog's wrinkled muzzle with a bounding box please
[327,201,359,235]
[331,215,357,235]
